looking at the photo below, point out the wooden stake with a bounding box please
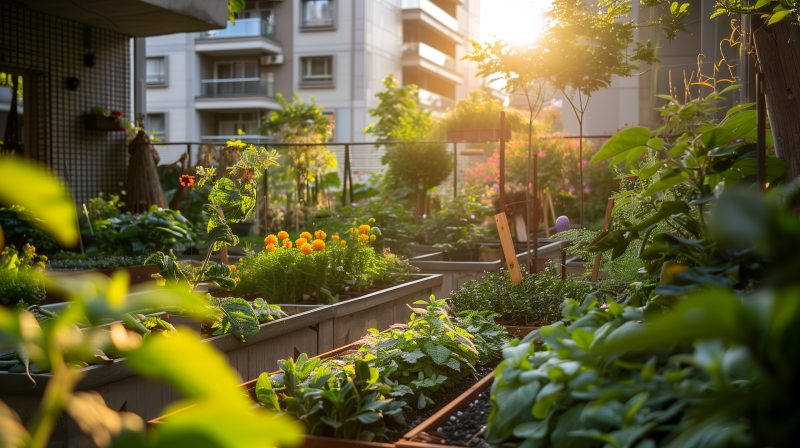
[495,212,522,284]
[591,198,614,282]
[543,190,550,238]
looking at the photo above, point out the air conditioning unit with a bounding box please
[260,54,284,65]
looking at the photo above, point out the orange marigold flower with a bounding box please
[300,231,312,240]
[340,240,347,247]
[370,235,376,242]
[236,270,240,274]
[229,265,236,271]
[179,174,195,187]
[266,243,276,252]
[265,234,278,245]
[296,237,308,247]
[239,258,243,262]
[358,234,368,243]
[284,241,292,249]
[332,235,339,241]
[300,244,313,255]
[358,225,370,234]
[311,239,326,251]
[278,231,289,240]
[235,277,241,283]
[314,230,327,240]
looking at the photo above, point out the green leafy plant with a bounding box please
[0,244,47,307]
[351,295,483,409]
[91,205,196,255]
[451,263,595,326]
[587,87,787,275]
[257,357,405,442]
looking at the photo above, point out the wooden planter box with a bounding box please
[84,114,124,131]
[409,240,564,298]
[43,264,160,304]
[397,370,495,448]
[0,274,443,447]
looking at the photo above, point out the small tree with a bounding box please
[468,0,689,227]
[366,75,452,215]
[259,93,335,227]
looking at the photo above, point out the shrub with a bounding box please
[0,244,47,307]
[92,205,196,255]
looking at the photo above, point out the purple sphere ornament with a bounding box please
[555,216,570,233]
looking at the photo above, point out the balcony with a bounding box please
[199,79,275,97]
[198,18,274,39]
[402,42,463,84]
[195,18,282,55]
[401,0,458,32]
[417,88,455,113]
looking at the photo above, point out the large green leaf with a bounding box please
[590,127,652,165]
[642,170,690,197]
[216,298,260,342]
[699,127,737,154]
[0,156,79,247]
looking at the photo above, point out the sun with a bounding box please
[480,0,551,48]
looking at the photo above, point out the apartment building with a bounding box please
[145,0,491,156]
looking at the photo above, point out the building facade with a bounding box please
[146,0,491,157]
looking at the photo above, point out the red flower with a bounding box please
[179,174,195,187]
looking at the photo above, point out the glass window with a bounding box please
[301,56,333,83]
[146,113,166,140]
[216,62,257,79]
[302,0,335,27]
[146,57,167,85]
[218,112,257,135]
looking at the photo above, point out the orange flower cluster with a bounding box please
[179,174,195,187]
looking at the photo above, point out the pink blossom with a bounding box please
[538,151,546,157]
[483,221,489,226]
[493,183,500,189]
[584,187,591,193]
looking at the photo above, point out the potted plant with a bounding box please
[84,107,125,131]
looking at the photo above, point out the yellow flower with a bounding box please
[359,225,370,234]
[284,241,293,249]
[370,235,376,242]
[41,255,48,261]
[278,230,289,240]
[349,227,355,234]
[311,239,326,251]
[300,231,312,240]
[296,237,308,247]
[300,244,313,255]
[332,235,339,241]
[315,230,327,240]
[265,234,278,245]
[340,240,347,247]
[245,270,250,274]
[358,234,368,243]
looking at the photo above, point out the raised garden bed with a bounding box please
[409,240,564,298]
[0,273,443,447]
[398,370,495,448]
[43,264,160,304]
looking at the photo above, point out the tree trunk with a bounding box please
[753,21,800,187]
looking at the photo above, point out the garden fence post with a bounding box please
[453,141,457,199]
[756,73,767,189]
[499,111,506,213]
[342,144,349,206]
[591,198,614,282]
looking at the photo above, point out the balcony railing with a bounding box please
[401,0,458,32]
[199,78,275,97]
[403,42,460,73]
[417,88,455,111]
[198,18,274,39]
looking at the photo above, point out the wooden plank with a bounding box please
[318,319,334,354]
[592,198,615,282]
[514,213,527,242]
[494,212,522,284]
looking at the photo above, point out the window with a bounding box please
[215,61,258,79]
[146,57,167,85]
[300,56,333,85]
[218,112,258,135]
[146,113,166,140]
[302,0,335,28]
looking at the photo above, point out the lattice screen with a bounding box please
[1,2,130,205]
